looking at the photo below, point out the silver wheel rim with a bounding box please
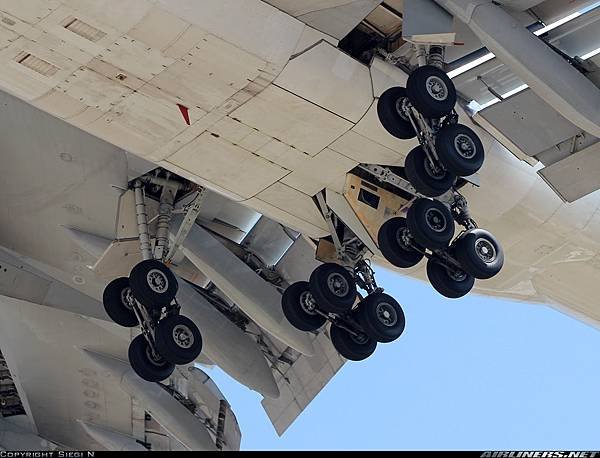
[395,227,414,252]
[147,269,169,294]
[327,272,350,298]
[448,268,468,282]
[172,324,194,349]
[454,134,477,159]
[425,208,447,233]
[376,301,398,327]
[120,287,134,311]
[145,346,166,367]
[424,157,446,181]
[350,332,369,345]
[426,75,448,101]
[395,97,410,121]
[299,290,318,315]
[475,237,497,264]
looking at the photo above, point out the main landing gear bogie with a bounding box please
[378,64,485,198]
[377,197,504,299]
[103,261,203,382]
[375,58,502,299]
[282,261,407,362]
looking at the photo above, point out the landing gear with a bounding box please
[129,259,178,310]
[356,293,405,343]
[406,65,456,118]
[102,175,205,382]
[281,193,407,362]
[377,217,423,268]
[329,325,377,361]
[309,263,357,314]
[406,198,454,250]
[426,258,475,299]
[128,334,175,382]
[103,277,138,327]
[155,315,203,365]
[374,48,503,299]
[454,229,504,279]
[282,281,327,332]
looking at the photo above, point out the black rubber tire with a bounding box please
[377,217,424,268]
[405,146,455,197]
[102,277,138,327]
[406,65,457,118]
[129,260,178,310]
[282,281,327,332]
[356,293,405,343]
[330,325,377,361]
[155,315,203,365]
[309,263,357,314]
[436,124,485,177]
[455,229,504,279]
[377,87,417,140]
[128,334,175,382]
[426,258,474,299]
[407,198,455,250]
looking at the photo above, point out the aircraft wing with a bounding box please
[261,328,345,436]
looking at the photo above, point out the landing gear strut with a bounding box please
[374,46,503,299]
[102,176,204,382]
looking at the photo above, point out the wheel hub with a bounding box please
[172,324,194,349]
[396,227,414,252]
[349,331,369,345]
[120,287,135,310]
[146,345,166,367]
[375,302,398,327]
[425,208,447,233]
[395,97,410,121]
[448,267,468,282]
[475,238,497,263]
[146,269,169,294]
[425,76,448,101]
[299,290,318,315]
[454,134,476,159]
[424,157,447,181]
[327,272,350,297]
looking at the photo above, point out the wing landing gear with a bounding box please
[102,175,205,382]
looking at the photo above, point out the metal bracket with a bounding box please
[164,188,207,264]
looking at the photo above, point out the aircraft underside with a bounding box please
[0,0,597,451]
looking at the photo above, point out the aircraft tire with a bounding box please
[155,315,203,365]
[129,259,178,310]
[309,263,357,314]
[378,217,424,268]
[377,87,417,139]
[405,146,455,197]
[103,277,138,327]
[282,281,327,332]
[356,293,405,343]
[407,198,455,250]
[426,258,474,299]
[436,124,485,177]
[128,334,175,382]
[330,325,377,361]
[406,65,456,118]
[455,229,504,279]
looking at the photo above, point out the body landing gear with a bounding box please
[102,176,204,382]
[375,48,503,299]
